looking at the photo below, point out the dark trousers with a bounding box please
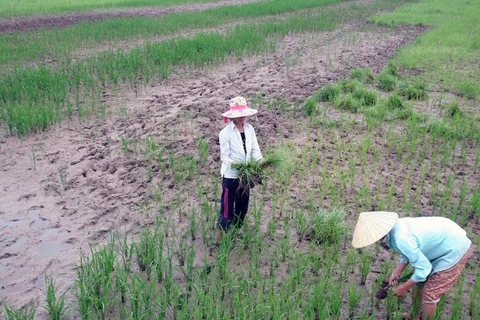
[217,178,250,230]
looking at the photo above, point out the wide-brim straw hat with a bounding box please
[222,96,258,119]
[351,211,399,248]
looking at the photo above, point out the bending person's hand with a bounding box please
[389,273,399,286]
[393,283,409,297]
[393,279,415,297]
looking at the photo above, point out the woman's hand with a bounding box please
[389,262,408,286]
[393,279,414,297]
[389,272,400,286]
[393,283,409,297]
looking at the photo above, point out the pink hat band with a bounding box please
[221,97,258,121]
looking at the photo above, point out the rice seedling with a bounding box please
[445,101,463,119]
[232,148,285,189]
[29,146,37,170]
[2,302,38,320]
[348,284,363,319]
[470,187,480,221]
[358,249,372,285]
[197,137,209,165]
[328,283,343,319]
[384,290,403,320]
[169,153,197,182]
[44,277,68,320]
[57,166,68,191]
[469,271,480,319]
[304,207,347,246]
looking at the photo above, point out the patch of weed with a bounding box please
[304,97,317,116]
[316,84,340,102]
[349,68,376,84]
[335,94,360,113]
[397,81,427,100]
[378,71,398,91]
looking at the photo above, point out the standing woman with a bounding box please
[217,96,263,242]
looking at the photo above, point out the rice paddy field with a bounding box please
[0,0,479,319]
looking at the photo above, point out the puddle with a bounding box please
[7,237,29,254]
[0,256,15,273]
[0,206,73,292]
[29,208,49,228]
[0,219,27,229]
[0,231,15,243]
[31,242,73,260]
[39,228,59,241]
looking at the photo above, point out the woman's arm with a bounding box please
[389,262,408,286]
[219,130,234,166]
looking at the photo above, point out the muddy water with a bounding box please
[0,206,72,296]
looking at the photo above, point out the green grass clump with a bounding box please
[372,0,480,98]
[386,94,405,110]
[338,79,363,93]
[304,97,318,116]
[384,62,399,77]
[304,208,347,245]
[316,84,341,102]
[378,71,398,91]
[397,81,428,100]
[353,87,378,106]
[445,102,463,119]
[458,81,477,99]
[349,67,376,84]
[3,302,38,320]
[335,93,360,113]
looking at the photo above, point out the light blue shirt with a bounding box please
[219,121,263,179]
[386,217,471,283]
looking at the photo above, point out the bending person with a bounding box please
[352,211,472,320]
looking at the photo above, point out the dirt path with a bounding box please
[0,0,267,33]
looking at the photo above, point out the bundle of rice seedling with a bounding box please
[232,149,284,189]
[232,160,262,189]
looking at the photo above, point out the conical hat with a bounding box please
[351,211,398,248]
